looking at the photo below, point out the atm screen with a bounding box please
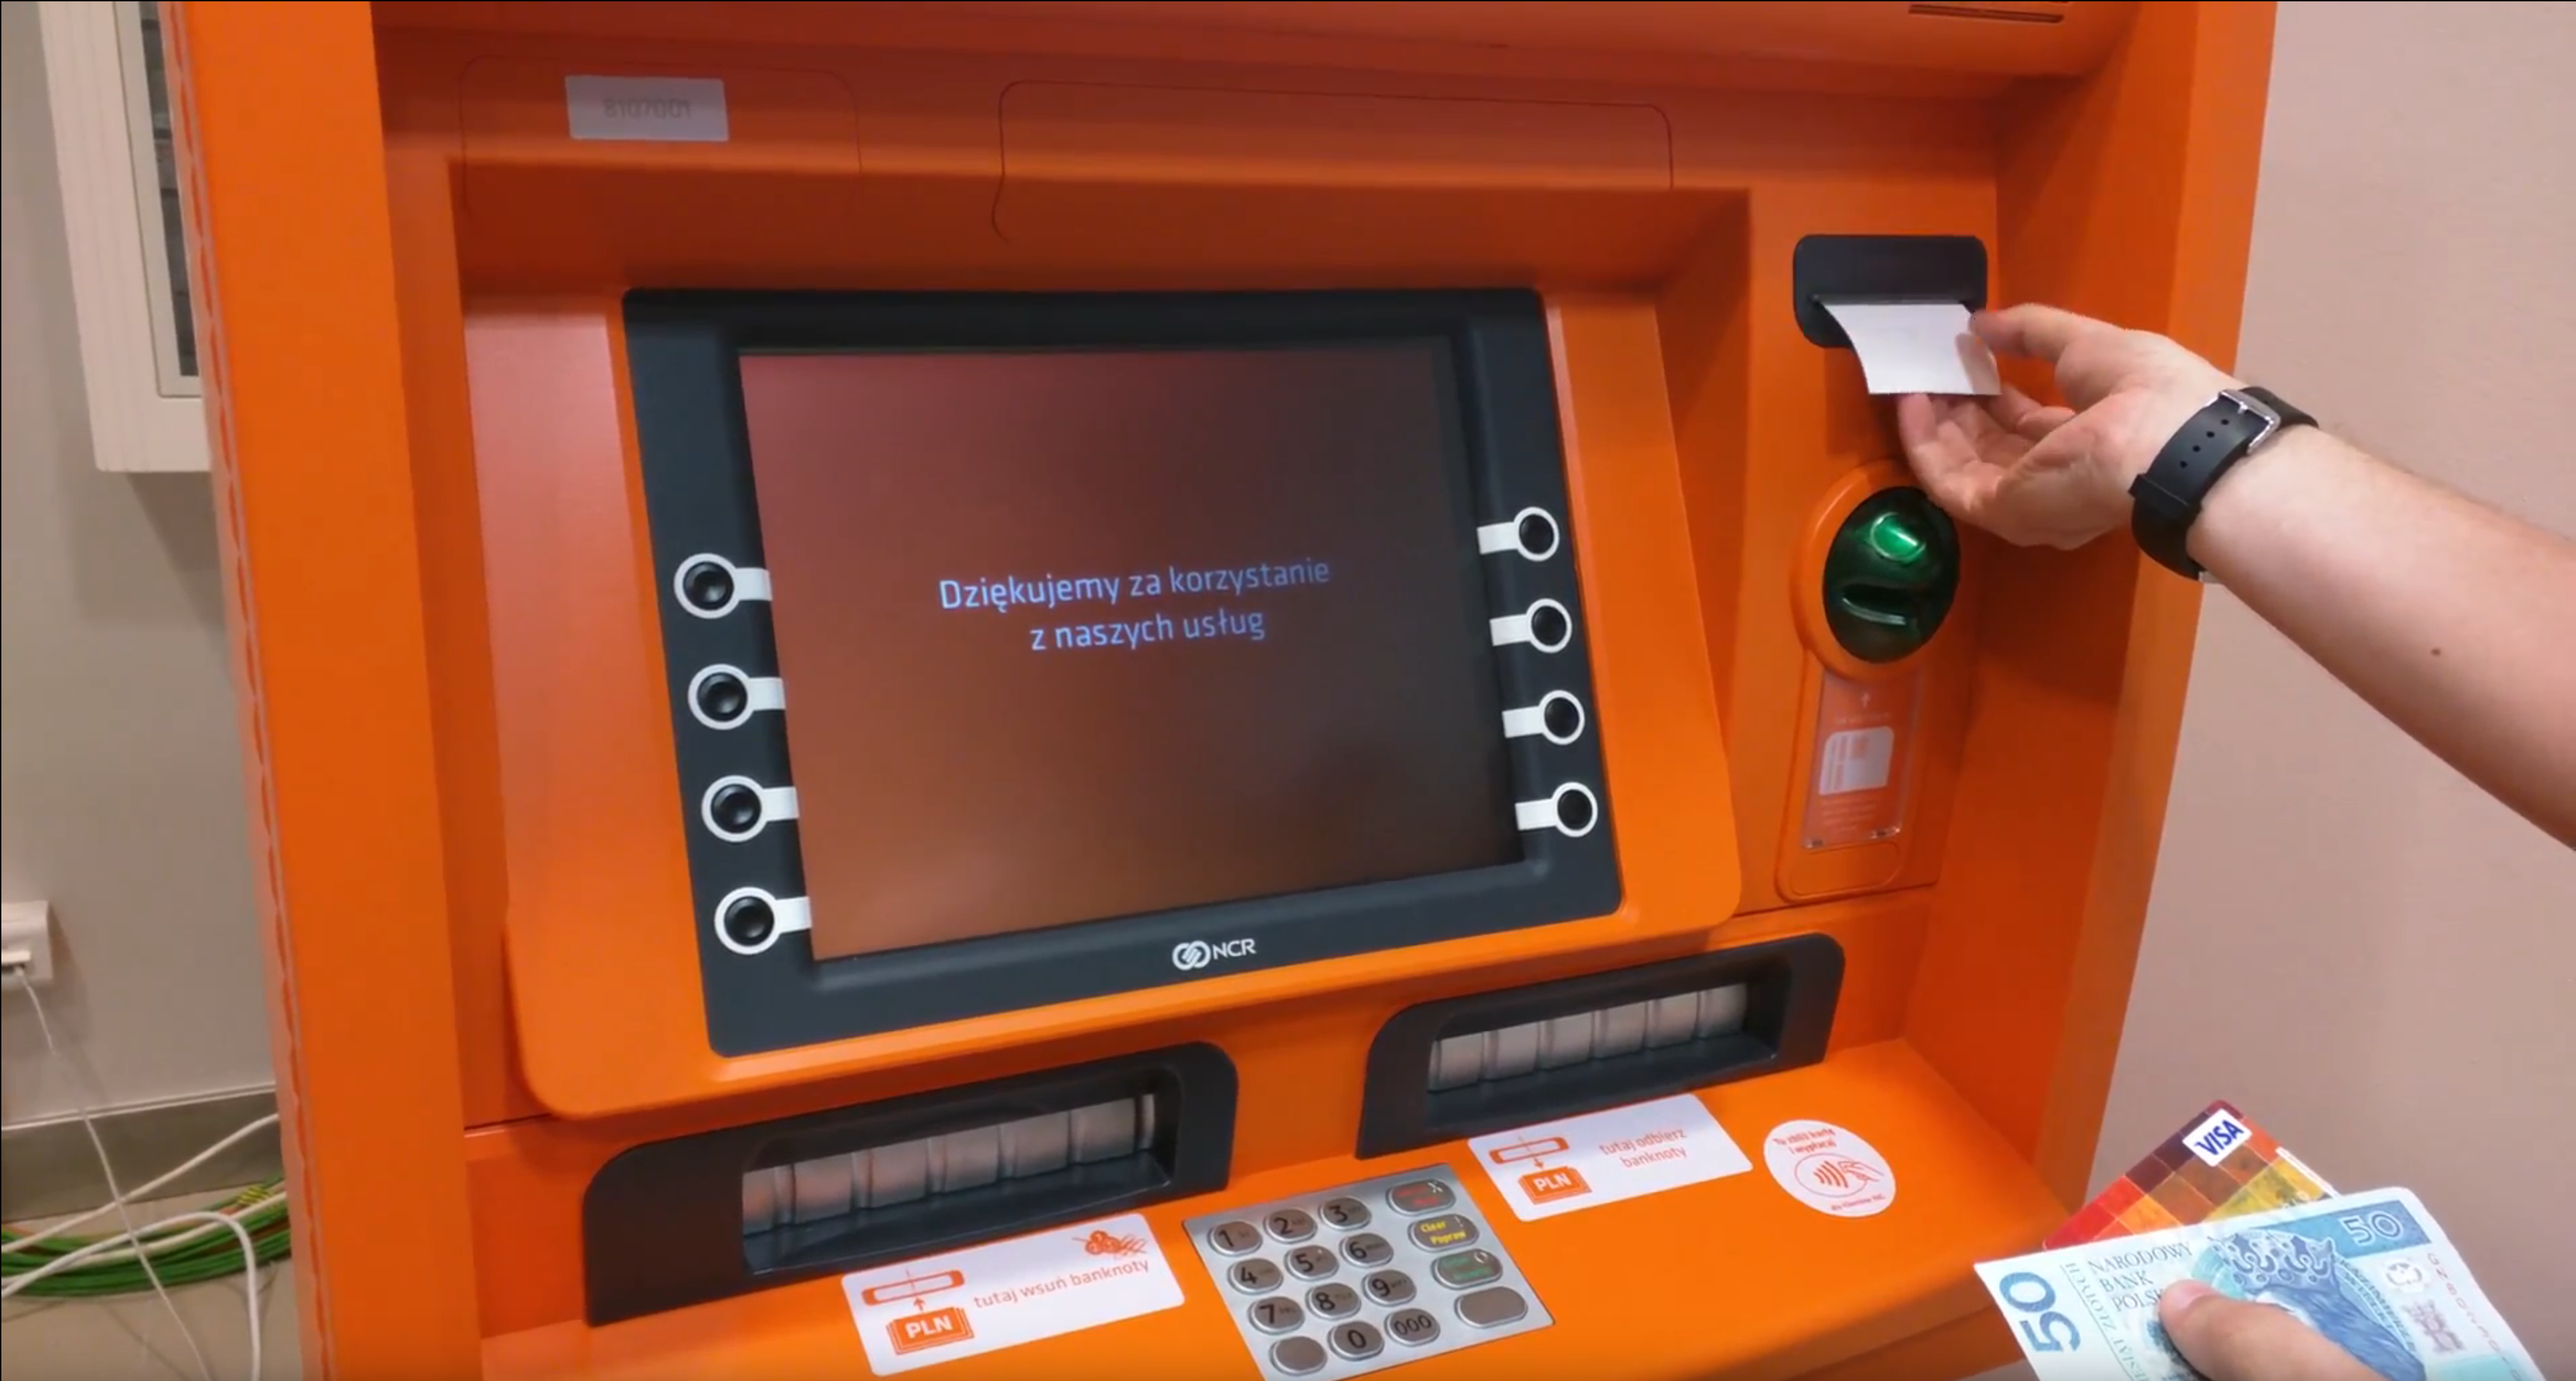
[737,343,1520,961]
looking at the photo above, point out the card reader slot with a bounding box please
[1357,937,1842,1159]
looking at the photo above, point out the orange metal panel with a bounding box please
[165,3,484,1376]
[479,1043,2061,1381]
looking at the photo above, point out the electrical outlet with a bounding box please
[2,899,54,986]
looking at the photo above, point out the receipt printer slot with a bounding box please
[1794,234,1990,349]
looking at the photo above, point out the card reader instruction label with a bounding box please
[1467,1094,1754,1221]
[841,1212,1181,1373]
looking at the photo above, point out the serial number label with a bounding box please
[564,76,729,143]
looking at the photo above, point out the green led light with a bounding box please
[1863,511,1929,566]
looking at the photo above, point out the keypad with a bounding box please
[1184,1165,1551,1381]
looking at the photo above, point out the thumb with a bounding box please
[2159,1282,2386,1381]
[1972,303,2112,367]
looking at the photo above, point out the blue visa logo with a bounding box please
[2182,1109,2251,1167]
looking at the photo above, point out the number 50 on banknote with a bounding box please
[1974,1188,2542,1381]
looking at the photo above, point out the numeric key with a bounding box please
[1328,1320,1385,1362]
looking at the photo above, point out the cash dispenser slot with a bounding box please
[582,1044,1236,1323]
[1356,936,1843,1158]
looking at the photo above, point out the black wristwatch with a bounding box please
[2129,386,2316,579]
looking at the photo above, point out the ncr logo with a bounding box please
[1171,938,1257,971]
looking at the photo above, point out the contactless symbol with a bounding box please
[1794,1154,1883,1198]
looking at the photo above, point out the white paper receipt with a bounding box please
[1762,1119,1897,1217]
[1821,300,2000,397]
[564,75,730,143]
[841,1213,1181,1373]
[1467,1094,1754,1221]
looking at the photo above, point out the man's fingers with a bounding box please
[1894,394,2002,519]
[1990,384,2076,441]
[2158,1282,2385,1381]
[1973,303,2113,367]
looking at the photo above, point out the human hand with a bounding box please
[2158,1281,2386,1381]
[1893,304,2239,548]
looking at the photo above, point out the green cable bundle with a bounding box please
[1,1183,292,1298]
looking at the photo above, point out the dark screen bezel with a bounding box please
[623,290,1621,1056]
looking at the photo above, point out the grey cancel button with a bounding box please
[564,76,730,143]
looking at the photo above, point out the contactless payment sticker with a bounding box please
[842,1212,1181,1373]
[1468,1094,1754,1221]
[1763,1120,1896,1217]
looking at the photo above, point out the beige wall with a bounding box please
[2081,0,2576,1366]
[1,0,270,1121]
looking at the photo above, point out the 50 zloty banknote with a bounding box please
[1976,1188,2542,1381]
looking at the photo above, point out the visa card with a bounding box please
[2044,1100,2335,1249]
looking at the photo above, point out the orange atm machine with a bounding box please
[169,2,2278,1377]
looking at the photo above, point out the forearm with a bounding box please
[2187,427,2576,846]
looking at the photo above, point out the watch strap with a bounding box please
[2129,386,2314,578]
